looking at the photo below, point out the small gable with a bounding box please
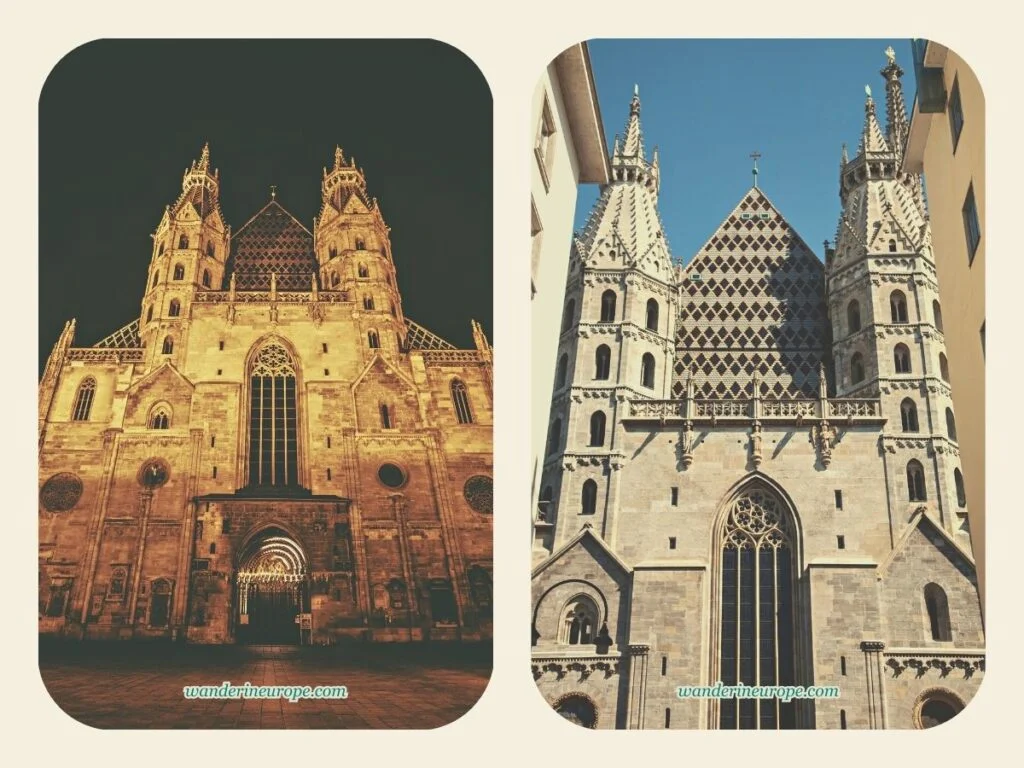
[124,363,195,428]
[352,356,420,432]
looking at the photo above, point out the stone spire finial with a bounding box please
[197,142,210,171]
[333,145,344,171]
[880,45,909,162]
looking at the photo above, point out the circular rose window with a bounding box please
[40,473,83,512]
[464,475,493,514]
[139,460,170,488]
[377,463,407,489]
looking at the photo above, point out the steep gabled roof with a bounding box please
[225,199,317,291]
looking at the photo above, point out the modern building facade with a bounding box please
[531,49,984,729]
[531,43,610,515]
[903,39,985,613]
[39,144,494,644]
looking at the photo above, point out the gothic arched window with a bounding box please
[646,298,659,332]
[158,242,165,256]
[355,238,366,250]
[202,269,211,288]
[173,263,185,280]
[589,411,606,447]
[718,486,797,729]
[945,408,957,441]
[847,300,861,334]
[247,343,299,488]
[888,239,897,253]
[546,419,561,456]
[72,377,96,421]
[554,694,598,729]
[149,407,170,429]
[363,295,375,310]
[890,290,908,324]
[330,271,340,287]
[178,234,189,250]
[641,353,656,389]
[451,379,473,424]
[556,353,569,389]
[379,403,393,429]
[145,306,153,323]
[387,579,407,609]
[561,299,575,333]
[600,290,617,323]
[581,479,598,515]
[161,336,174,354]
[206,242,215,258]
[168,299,181,318]
[933,300,943,332]
[595,345,611,380]
[924,583,952,641]
[561,596,599,645]
[368,330,380,349]
[894,343,912,374]
[358,263,369,278]
[939,353,950,382]
[900,398,919,432]
[850,353,865,385]
[954,468,967,507]
[907,460,927,502]
[329,245,338,259]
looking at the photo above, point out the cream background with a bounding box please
[3,0,1013,759]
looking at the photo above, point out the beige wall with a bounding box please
[905,43,985,612]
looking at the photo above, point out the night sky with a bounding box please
[39,39,492,374]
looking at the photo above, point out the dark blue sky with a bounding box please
[575,39,917,264]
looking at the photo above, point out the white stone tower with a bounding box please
[534,87,678,557]
[826,50,968,541]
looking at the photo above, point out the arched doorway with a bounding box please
[235,527,308,644]
[553,693,598,729]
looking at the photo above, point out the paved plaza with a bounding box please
[39,642,491,729]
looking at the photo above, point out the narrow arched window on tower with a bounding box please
[356,238,366,250]
[933,300,944,333]
[206,242,215,258]
[202,269,211,288]
[850,353,865,385]
[641,353,656,389]
[168,299,181,318]
[329,245,338,259]
[888,239,897,253]
[900,398,919,432]
[330,271,340,287]
[589,411,606,447]
[907,460,927,502]
[173,263,185,281]
[600,290,617,323]
[945,408,957,441]
[363,295,375,310]
[939,352,950,382]
[894,343,912,374]
[890,290,908,324]
[954,468,967,507]
[368,330,380,349]
[178,234,189,250]
[358,263,369,278]
[379,403,393,429]
[72,378,96,421]
[546,418,561,456]
[151,271,159,288]
[451,379,473,424]
[556,353,569,389]
[581,479,598,515]
[145,306,153,323]
[561,299,576,333]
[646,298,660,332]
[595,345,611,380]
[847,299,861,334]
[161,336,174,355]
[924,583,952,641]
[158,242,165,256]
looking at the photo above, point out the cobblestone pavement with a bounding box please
[39,643,491,729]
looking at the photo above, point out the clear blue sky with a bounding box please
[575,39,917,265]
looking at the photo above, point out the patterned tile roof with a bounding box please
[225,200,317,291]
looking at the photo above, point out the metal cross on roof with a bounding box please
[270,185,277,200]
[750,151,762,188]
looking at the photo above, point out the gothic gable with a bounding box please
[674,187,828,399]
[351,355,420,432]
[123,362,195,428]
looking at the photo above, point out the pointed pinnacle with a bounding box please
[333,145,344,170]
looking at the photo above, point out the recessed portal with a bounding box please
[235,527,308,644]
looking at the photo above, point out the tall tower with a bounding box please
[536,87,677,555]
[315,147,407,361]
[826,52,967,540]
[142,143,229,369]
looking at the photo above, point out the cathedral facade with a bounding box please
[531,51,984,729]
[39,145,493,645]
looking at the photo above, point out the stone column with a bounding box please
[625,643,651,729]
[860,640,888,729]
[77,428,123,628]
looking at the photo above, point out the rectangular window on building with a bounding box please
[322,343,328,353]
[534,95,556,192]
[834,490,843,510]
[218,340,224,351]
[669,537,677,550]
[948,74,964,152]
[837,535,846,550]
[962,182,981,265]
[671,487,679,506]
[212,466,217,478]
[662,656,667,675]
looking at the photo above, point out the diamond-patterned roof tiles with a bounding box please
[225,200,317,291]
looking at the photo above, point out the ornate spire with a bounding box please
[881,46,909,162]
[841,142,849,166]
[609,86,659,197]
[197,142,210,171]
[333,145,344,171]
[615,85,646,162]
[858,85,891,156]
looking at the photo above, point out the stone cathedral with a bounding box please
[531,51,984,729]
[38,144,493,645]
